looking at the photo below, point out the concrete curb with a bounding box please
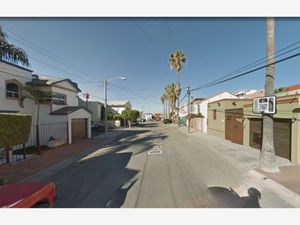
[248,170,300,207]
[20,130,124,183]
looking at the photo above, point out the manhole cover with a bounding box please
[147,149,163,155]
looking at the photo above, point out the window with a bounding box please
[6,82,20,100]
[197,104,200,114]
[213,109,217,120]
[52,94,66,105]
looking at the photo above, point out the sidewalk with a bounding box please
[258,165,300,196]
[173,124,300,207]
[0,130,123,184]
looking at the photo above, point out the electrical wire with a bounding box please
[191,52,300,92]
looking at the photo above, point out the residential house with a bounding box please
[78,98,104,125]
[234,89,258,99]
[274,83,300,97]
[191,91,238,133]
[207,98,251,143]
[243,94,300,164]
[109,100,131,115]
[0,60,91,149]
[207,92,300,164]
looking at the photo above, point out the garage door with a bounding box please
[225,108,244,145]
[71,118,87,142]
[249,118,291,160]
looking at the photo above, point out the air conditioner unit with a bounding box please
[252,96,276,114]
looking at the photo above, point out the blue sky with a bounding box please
[1,18,300,113]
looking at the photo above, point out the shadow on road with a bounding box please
[208,186,261,208]
[136,122,159,128]
[51,126,168,208]
[53,152,139,208]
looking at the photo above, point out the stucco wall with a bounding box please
[207,99,251,139]
[243,95,300,164]
[67,108,92,144]
[197,92,238,133]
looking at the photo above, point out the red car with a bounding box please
[0,182,56,208]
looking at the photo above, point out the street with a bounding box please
[33,121,292,208]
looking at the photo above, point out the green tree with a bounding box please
[0,26,29,66]
[121,109,140,128]
[261,17,277,172]
[19,85,53,154]
[165,83,178,121]
[169,50,186,125]
[160,94,167,119]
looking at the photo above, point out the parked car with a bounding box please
[0,182,56,208]
[163,119,172,124]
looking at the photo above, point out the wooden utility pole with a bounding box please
[261,17,278,172]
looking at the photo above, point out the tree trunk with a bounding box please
[261,17,278,172]
[177,72,180,126]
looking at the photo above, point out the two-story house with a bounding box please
[0,60,91,147]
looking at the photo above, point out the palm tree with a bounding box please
[0,26,29,66]
[169,50,186,125]
[165,83,178,121]
[261,18,277,172]
[160,94,167,120]
[19,85,53,154]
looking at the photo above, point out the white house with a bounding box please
[109,100,131,114]
[142,112,153,121]
[0,60,91,148]
[191,91,238,133]
[234,89,258,99]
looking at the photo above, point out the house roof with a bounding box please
[245,90,264,99]
[26,76,81,92]
[204,91,236,101]
[0,59,33,72]
[286,83,300,91]
[191,98,205,104]
[50,106,91,115]
[109,100,130,107]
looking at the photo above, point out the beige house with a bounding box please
[243,94,300,164]
[207,95,300,164]
[207,98,251,143]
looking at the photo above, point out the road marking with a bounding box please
[147,149,163,155]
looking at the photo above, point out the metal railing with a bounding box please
[0,122,68,165]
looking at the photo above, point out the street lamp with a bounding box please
[104,76,127,136]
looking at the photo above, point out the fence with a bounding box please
[0,122,68,165]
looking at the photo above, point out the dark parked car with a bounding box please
[163,119,172,124]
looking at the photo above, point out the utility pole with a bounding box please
[104,79,108,136]
[261,17,278,172]
[187,87,191,133]
[85,92,89,109]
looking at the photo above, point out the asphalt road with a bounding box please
[48,122,293,208]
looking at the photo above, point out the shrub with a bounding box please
[0,113,32,162]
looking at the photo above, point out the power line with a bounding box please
[191,52,300,92]
[203,45,300,89]
[163,18,177,50]
[133,19,166,65]
[196,39,300,90]
[3,26,83,71]
[4,27,95,82]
